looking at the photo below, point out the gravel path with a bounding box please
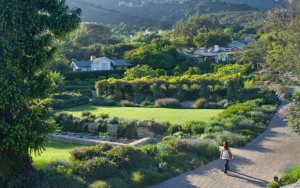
[151,102,300,188]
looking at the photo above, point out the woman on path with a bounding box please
[220,141,233,174]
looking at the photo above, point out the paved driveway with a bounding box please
[151,103,300,188]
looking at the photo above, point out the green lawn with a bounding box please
[32,141,85,169]
[58,105,223,124]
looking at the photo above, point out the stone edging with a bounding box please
[49,134,152,147]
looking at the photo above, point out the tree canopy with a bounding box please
[0,0,81,184]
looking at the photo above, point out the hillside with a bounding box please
[220,0,284,11]
[66,0,265,26]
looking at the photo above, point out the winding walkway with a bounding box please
[152,102,300,188]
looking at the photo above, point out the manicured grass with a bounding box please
[57,105,224,124]
[32,141,85,169]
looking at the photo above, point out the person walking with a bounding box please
[220,141,233,174]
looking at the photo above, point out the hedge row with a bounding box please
[95,74,244,102]
[63,70,125,81]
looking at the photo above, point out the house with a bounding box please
[71,56,133,71]
[111,59,133,70]
[227,41,247,49]
[193,45,234,64]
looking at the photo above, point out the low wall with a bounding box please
[49,134,153,147]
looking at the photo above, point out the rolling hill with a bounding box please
[65,0,282,25]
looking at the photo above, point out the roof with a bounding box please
[92,57,111,63]
[112,60,133,66]
[72,61,92,68]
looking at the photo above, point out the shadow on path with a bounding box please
[227,171,269,187]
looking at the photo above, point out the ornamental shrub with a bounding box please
[97,113,110,119]
[181,121,208,135]
[70,144,112,161]
[107,117,119,124]
[7,171,43,188]
[52,99,66,109]
[42,166,87,188]
[72,157,118,182]
[167,124,181,135]
[155,98,181,108]
[95,120,108,133]
[89,181,111,188]
[107,146,143,170]
[215,131,250,147]
[120,100,137,107]
[193,98,208,109]
[82,111,91,117]
[117,120,138,139]
[107,178,127,188]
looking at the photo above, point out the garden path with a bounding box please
[152,92,300,188]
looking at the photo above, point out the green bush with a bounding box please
[184,139,219,160]
[280,166,300,185]
[95,120,108,133]
[42,166,86,188]
[60,118,83,132]
[70,144,112,161]
[107,117,119,124]
[181,121,211,135]
[107,178,127,188]
[120,100,138,107]
[117,120,138,139]
[139,145,158,158]
[52,99,66,109]
[267,181,281,188]
[167,124,181,135]
[218,102,256,119]
[193,98,208,109]
[89,181,111,188]
[82,111,91,117]
[215,131,250,147]
[155,98,182,108]
[64,70,125,81]
[72,157,118,182]
[7,171,43,188]
[107,146,143,170]
[97,113,110,119]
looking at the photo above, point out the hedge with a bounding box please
[95,74,243,102]
[64,70,125,81]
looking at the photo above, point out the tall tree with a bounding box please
[0,0,81,184]
[261,0,300,85]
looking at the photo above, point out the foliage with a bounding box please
[124,65,166,80]
[107,146,143,170]
[72,157,118,182]
[89,181,111,188]
[193,98,208,109]
[193,29,231,48]
[184,67,201,75]
[95,120,108,133]
[280,92,300,133]
[259,1,300,88]
[125,43,177,69]
[95,73,243,102]
[117,120,138,139]
[268,165,300,188]
[64,70,125,81]
[0,0,81,183]
[155,98,182,108]
[52,93,90,110]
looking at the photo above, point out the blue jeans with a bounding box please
[224,159,229,173]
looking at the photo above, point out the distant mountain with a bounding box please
[66,0,281,25]
[219,0,284,11]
